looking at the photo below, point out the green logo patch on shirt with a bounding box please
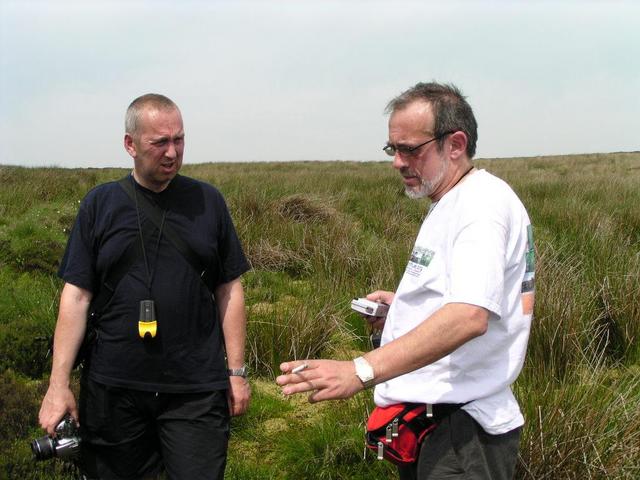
[407,246,435,276]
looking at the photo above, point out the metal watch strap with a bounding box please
[228,365,248,378]
[353,356,375,389]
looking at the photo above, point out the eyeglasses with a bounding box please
[383,131,456,157]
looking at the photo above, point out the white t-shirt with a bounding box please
[374,169,535,435]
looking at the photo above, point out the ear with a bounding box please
[448,131,468,161]
[124,133,136,158]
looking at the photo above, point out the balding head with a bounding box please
[125,93,180,137]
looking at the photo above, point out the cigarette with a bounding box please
[291,363,308,374]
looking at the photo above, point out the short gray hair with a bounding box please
[125,93,179,136]
[385,82,478,158]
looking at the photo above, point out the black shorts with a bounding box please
[79,378,229,480]
[398,408,521,480]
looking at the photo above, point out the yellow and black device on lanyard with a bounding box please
[139,300,157,339]
[131,176,166,340]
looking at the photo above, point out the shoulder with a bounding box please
[464,170,523,207]
[468,169,511,193]
[172,174,227,204]
[452,170,528,225]
[81,178,127,208]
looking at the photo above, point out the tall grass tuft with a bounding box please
[516,364,640,479]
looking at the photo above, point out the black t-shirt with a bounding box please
[59,174,250,392]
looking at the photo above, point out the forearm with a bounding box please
[277,302,490,402]
[40,283,92,432]
[49,283,92,387]
[363,302,489,385]
[215,278,247,369]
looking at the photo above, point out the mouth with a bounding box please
[400,170,421,186]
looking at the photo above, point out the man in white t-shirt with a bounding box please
[277,82,534,479]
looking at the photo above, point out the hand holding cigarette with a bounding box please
[276,359,366,403]
[291,363,308,374]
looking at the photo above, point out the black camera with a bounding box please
[31,415,81,461]
[370,330,382,349]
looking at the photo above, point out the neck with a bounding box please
[131,170,171,193]
[430,164,475,202]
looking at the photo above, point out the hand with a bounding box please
[363,290,395,330]
[227,375,251,416]
[39,384,78,436]
[276,359,364,403]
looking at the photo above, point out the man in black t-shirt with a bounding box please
[38,94,251,479]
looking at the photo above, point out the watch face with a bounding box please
[354,357,375,385]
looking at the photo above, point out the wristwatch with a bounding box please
[353,356,375,389]
[227,365,248,378]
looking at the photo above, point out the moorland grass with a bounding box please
[0,153,639,479]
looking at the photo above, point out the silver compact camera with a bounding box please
[31,415,81,462]
[351,298,389,317]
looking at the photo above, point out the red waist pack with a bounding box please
[365,402,465,466]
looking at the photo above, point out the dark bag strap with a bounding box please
[90,238,139,315]
[117,175,215,294]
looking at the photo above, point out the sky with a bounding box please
[0,0,638,168]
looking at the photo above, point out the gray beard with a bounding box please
[404,157,448,199]
[404,183,430,199]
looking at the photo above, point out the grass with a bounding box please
[1,153,639,479]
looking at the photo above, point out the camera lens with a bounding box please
[31,436,55,461]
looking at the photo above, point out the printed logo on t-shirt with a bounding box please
[521,224,535,315]
[406,246,435,277]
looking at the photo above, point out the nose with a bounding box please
[391,152,406,170]
[165,141,177,159]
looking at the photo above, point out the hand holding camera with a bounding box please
[351,291,394,349]
[31,414,81,462]
[350,298,390,317]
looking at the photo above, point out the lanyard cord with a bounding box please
[428,165,475,215]
[131,177,167,294]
